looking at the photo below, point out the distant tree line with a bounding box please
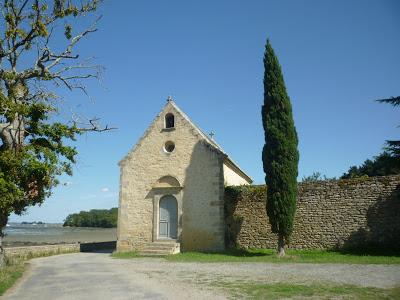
[63,208,118,228]
[340,96,399,179]
[303,151,399,182]
[301,172,334,182]
[303,96,399,182]
[341,152,399,179]
[302,152,399,182]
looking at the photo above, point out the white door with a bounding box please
[159,195,178,239]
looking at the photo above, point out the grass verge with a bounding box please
[0,257,25,296]
[164,248,400,264]
[111,251,140,259]
[110,248,400,264]
[215,282,400,300]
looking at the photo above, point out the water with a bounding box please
[5,223,66,236]
[3,223,117,247]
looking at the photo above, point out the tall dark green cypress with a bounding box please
[262,40,299,256]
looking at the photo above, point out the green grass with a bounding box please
[111,251,140,259]
[0,257,26,296]
[216,282,400,300]
[110,248,400,264]
[164,248,400,264]
[111,249,400,299]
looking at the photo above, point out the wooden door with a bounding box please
[159,195,177,239]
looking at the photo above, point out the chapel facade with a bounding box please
[117,97,252,252]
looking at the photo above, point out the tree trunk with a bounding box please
[1,82,27,151]
[0,215,8,267]
[0,231,4,268]
[277,234,285,257]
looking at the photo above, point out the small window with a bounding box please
[164,141,175,153]
[165,113,174,128]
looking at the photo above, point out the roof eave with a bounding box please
[223,156,253,184]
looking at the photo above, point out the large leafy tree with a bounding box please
[0,0,112,265]
[341,152,400,179]
[63,208,118,228]
[341,96,400,179]
[262,40,299,257]
[377,96,400,157]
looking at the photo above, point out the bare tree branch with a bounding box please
[45,16,101,70]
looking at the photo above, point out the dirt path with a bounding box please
[3,252,400,299]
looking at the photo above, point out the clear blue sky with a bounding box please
[10,0,400,223]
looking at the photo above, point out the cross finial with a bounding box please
[167,95,173,102]
[209,131,215,140]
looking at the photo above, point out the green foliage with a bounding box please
[225,185,267,249]
[64,24,72,39]
[63,208,118,228]
[111,251,140,259]
[0,0,101,231]
[224,185,243,199]
[377,96,400,106]
[377,96,400,157]
[0,106,81,219]
[261,40,299,242]
[341,152,400,179]
[225,185,266,203]
[301,172,335,182]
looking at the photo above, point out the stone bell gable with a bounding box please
[117,97,252,253]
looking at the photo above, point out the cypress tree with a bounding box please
[262,40,299,257]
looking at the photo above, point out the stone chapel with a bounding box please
[117,97,252,254]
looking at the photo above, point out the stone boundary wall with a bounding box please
[225,175,400,250]
[5,243,79,259]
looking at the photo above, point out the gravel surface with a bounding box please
[4,252,400,300]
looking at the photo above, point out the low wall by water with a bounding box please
[5,241,117,258]
[5,243,80,259]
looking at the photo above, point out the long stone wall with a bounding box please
[225,175,400,250]
[5,243,79,259]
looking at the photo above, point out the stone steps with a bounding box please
[138,240,180,256]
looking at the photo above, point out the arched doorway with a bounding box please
[159,195,178,239]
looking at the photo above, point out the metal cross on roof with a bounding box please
[167,95,173,102]
[209,131,215,140]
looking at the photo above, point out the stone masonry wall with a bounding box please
[225,175,400,249]
[117,101,225,252]
[5,243,79,259]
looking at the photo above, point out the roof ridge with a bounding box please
[169,101,252,183]
[119,102,170,165]
[168,101,225,153]
[119,98,253,183]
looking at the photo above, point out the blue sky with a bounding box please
[10,0,400,223]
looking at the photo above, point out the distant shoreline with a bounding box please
[4,224,117,247]
[4,222,117,230]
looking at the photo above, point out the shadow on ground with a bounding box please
[80,241,116,253]
[193,248,273,257]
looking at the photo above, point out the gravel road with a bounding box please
[3,252,400,300]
